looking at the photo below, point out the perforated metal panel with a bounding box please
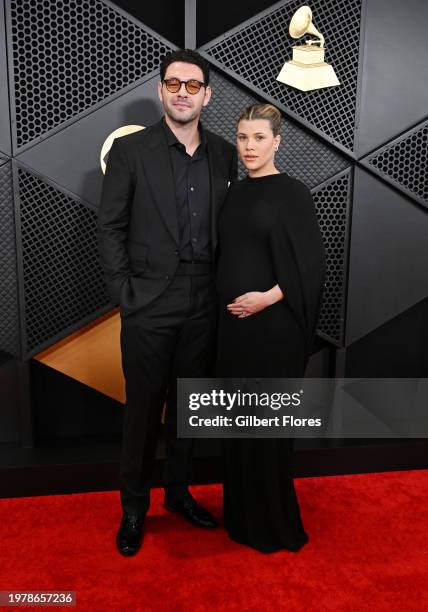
[312,169,352,344]
[8,0,174,150]
[0,160,20,357]
[364,120,428,209]
[17,168,110,356]
[3,0,422,362]
[0,0,12,157]
[202,0,362,153]
[204,70,349,187]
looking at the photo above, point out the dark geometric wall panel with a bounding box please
[1,0,425,365]
[346,167,428,345]
[363,120,428,210]
[16,77,163,208]
[17,168,110,356]
[7,0,174,151]
[201,0,362,153]
[0,0,11,156]
[312,169,352,345]
[204,70,349,188]
[0,160,20,357]
[355,0,428,158]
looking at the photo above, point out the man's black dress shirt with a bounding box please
[162,117,212,263]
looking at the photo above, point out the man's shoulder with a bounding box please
[114,120,162,150]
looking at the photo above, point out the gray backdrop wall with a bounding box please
[0,0,427,380]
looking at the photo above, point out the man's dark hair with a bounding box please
[160,49,210,86]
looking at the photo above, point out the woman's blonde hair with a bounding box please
[238,103,282,136]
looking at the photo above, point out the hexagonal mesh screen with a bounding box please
[202,0,362,152]
[9,0,174,149]
[17,168,110,356]
[204,69,349,187]
[0,160,20,357]
[366,120,428,207]
[312,169,351,344]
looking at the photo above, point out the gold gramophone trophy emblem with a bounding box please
[100,125,144,174]
[277,5,340,91]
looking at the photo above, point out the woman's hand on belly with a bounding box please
[227,285,284,318]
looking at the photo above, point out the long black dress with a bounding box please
[215,171,326,553]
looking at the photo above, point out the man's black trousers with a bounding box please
[119,270,217,518]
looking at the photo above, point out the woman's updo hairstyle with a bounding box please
[238,103,282,136]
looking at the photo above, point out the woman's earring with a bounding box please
[274,146,279,151]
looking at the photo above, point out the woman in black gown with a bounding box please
[215,103,326,553]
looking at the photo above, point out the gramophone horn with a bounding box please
[289,5,325,47]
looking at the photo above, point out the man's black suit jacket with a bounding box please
[97,118,238,316]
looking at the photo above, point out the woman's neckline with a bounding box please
[245,171,285,180]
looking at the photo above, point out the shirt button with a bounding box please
[174,250,179,255]
[192,212,197,217]
[190,186,195,191]
[166,275,170,280]
[192,237,197,242]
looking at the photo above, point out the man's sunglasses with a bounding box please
[162,78,206,95]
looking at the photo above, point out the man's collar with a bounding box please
[162,116,179,147]
[162,116,207,150]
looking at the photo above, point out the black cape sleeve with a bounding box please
[270,179,326,360]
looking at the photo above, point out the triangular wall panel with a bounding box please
[346,166,428,345]
[15,166,111,357]
[355,0,428,158]
[362,119,428,210]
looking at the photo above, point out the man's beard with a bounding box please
[165,103,200,124]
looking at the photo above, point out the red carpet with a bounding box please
[1,470,428,611]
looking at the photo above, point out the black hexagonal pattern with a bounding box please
[9,0,174,149]
[365,120,428,209]
[312,169,351,343]
[17,168,110,355]
[0,160,20,357]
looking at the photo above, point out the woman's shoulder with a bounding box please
[266,175,315,225]
[255,172,309,198]
[275,172,311,196]
[276,173,313,205]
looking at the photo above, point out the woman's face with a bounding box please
[236,118,280,172]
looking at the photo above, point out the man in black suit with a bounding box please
[97,49,237,556]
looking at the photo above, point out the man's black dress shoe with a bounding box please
[116,513,144,556]
[164,493,219,529]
